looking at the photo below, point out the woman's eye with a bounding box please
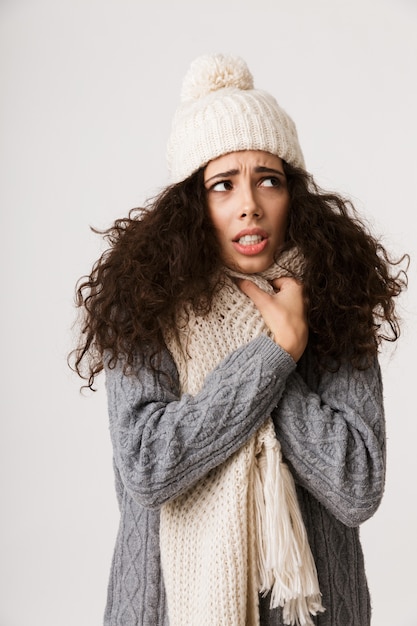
[211,180,232,192]
[260,176,280,188]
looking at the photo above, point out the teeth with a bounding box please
[238,234,263,245]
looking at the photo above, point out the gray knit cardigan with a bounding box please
[103,334,385,626]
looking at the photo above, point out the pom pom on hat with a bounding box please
[167,53,305,183]
[180,54,254,102]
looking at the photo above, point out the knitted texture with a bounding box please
[166,54,305,183]
[160,250,324,626]
[103,336,383,625]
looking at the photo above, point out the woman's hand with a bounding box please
[237,276,308,362]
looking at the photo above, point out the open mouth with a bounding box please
[236,234,264,246]
[232,232,269,256]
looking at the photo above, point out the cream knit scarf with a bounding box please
[160,249,325,626]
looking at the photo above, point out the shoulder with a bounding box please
[297,344,382,392]
[104,344,180,399]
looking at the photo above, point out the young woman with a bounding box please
[71,54,407,626]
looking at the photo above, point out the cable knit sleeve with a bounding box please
[272,349,386,527]
[105,334,296,509]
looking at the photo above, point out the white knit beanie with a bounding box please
[166,53,305,183]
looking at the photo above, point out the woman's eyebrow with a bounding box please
[204,165,285,185]
[254,166,285,178]
[204,169,239,184]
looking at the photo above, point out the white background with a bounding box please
[1,0,416,624]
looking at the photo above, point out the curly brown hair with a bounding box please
[70,162,408,390]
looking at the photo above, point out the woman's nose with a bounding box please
[239,186,261,218]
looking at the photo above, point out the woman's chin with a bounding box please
[225,257,274,275]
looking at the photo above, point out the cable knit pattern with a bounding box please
[103,301,385,626]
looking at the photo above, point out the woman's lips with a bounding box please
[232,230,269,256]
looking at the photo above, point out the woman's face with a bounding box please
[204,150,290,274]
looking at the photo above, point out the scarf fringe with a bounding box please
[253,421,325,626]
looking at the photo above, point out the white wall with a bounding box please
[1,0,416,624]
